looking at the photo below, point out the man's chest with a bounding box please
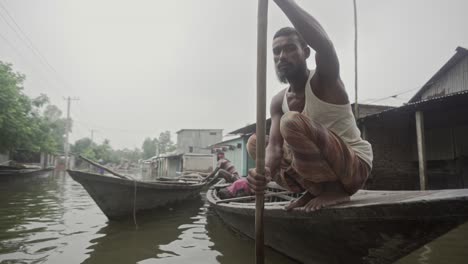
[286,93,305,112]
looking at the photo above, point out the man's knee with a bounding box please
[247,134,269,160]
[280,111,323,144]
[247,134,257,160]
[280,112,309,141]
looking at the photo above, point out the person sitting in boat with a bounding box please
[216,152,240,183]
[246,0,373,212]
[215,152,251,199]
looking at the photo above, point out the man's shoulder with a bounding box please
[270,88,287,114]
[271,88,287,104]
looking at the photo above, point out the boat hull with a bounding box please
[68,170,206,220]
[207,187,468,264]
[0,167,54,179]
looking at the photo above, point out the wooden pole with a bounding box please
[415,111,427,190]
[353,0,359,119]
[78,155,128,179]
[216,191,290,204]
[256,0,268,263]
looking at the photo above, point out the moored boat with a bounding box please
[207,183,468,264]
[68,169,207,220]
[0,164,54,179]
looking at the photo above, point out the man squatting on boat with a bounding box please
[227,0,373,212]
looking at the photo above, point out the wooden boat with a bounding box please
[0,165,54,179]
[207,182,468,264]
[68,169,207,220]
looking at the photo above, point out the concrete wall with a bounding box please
[177,129,223,154]
[364,125,419,190]
[156,157,181,178]
[155,154,215,177]
[167,158,180,177]
[364,116,468,190]
[183,155,214,173]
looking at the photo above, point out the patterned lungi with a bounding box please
[247,111,370,195]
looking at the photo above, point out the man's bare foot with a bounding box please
[284,192,314,211]
[300,191,350,213]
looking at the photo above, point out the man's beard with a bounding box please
[275,63,307,84]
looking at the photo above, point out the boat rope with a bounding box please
[133,177,138,230]
[126,175,139,230]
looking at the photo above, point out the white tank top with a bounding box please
[282,70,373,168]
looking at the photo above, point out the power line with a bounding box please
[0,30,61,95]
[0,17,64,97]
[0,2,73,93]
[74,119,159,134]
[361,87,420,104]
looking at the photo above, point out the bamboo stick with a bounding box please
[216,191,291,204]
[78,155,128,179]
[256,0,269,263]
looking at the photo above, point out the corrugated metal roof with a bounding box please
[155,152,213,159]
[409,46,468,103]
[228,119,272,135]
[208,135,246,148]
[176,129,223,134]
[359,90,468,123]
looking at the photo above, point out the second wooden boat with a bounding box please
[68,170,206,220]
[0,165,54,179]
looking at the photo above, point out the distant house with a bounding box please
[361,46,468,190]
[150,129,222,178]
[176,129,223,154]
[153,152,215,178]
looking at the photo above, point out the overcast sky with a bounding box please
[1,0,467,149]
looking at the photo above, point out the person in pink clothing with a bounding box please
[215,151,252,199]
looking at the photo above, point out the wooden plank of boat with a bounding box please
[207,183,468,264]
[68,169,207,220]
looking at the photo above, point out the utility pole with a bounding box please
[90,129,98,143]
[64,96,79,169]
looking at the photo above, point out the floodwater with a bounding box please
[0,171,467,264]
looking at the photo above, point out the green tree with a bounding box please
[0,62,57,153]
[142,137,157,159]
[82,146,97,160]
[94,139,113,163]
[0,61,29,151]
[71,137,94,154]
[158,131,176,154]
[0,62,69,154]
[41,99,70,152]
[72,137,142,164]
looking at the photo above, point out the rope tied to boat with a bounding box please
[128,175,139,230]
